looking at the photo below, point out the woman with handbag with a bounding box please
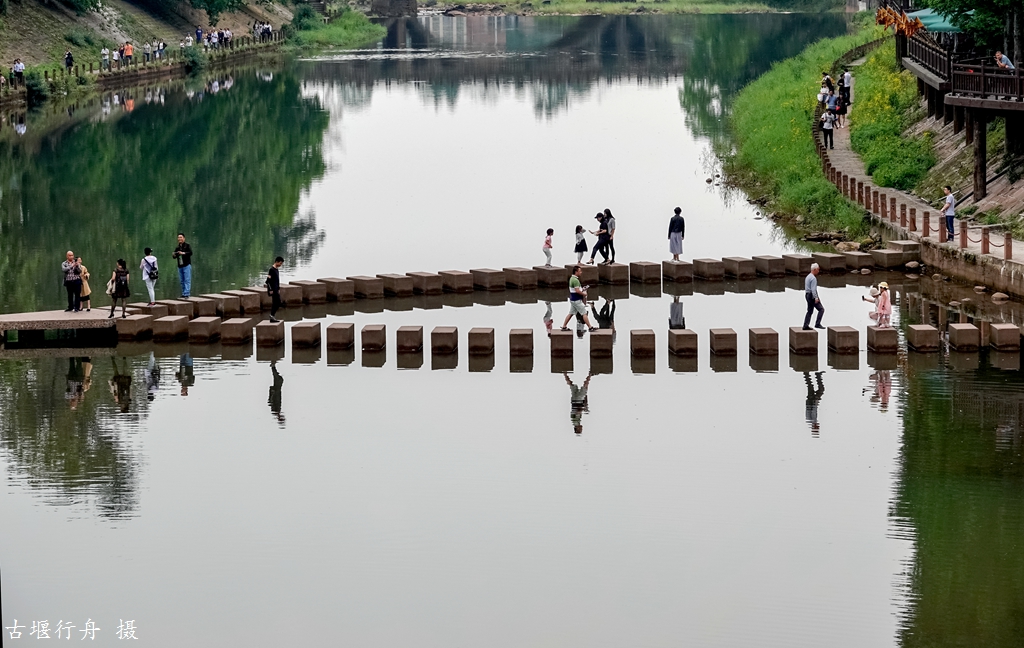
[108,259,131,318]
[78,257,92,312]
[140,247,159,305]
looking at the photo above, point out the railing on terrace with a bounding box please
[952,63,1024,101]
[907,31,952,81]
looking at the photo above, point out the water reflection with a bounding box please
[268,360,285,427]
[804,370,825,436]
[564,370,591,435]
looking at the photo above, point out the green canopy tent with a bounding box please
[907,8,968,34]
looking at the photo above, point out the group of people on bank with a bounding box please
[58,234,193,317]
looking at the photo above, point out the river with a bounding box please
[2,13,1023,648]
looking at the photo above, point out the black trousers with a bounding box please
[590,236,610,262]
[803,292,824,329]
[270,291,282,317]
[822,129,834,149]
[65,280,82,311]
[607,238,615,262]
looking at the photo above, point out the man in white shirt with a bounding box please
[842,69,852,103]
[803,263,824,330]
[100,47,110,71]
[943,185,956,240]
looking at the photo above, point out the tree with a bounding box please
[926,0,1023,59]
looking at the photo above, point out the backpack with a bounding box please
[145,259,159,281]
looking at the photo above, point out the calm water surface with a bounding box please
[3,13,1024,648]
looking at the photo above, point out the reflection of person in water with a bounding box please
[110,357,133,413]
[669,296,685,330]
[804,371,825,436]
[176,353,195,396]
[268,360,285,426]
[564,371,592,435]
[145,352,160,401]
[543,301,553,337]
[592,298,616,329]
[867,370,891,412]
[66,357,87,409]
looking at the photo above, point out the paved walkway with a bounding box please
[822,77,1024,265]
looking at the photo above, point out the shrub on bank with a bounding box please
[286,8,386,49]
[849,41,935,190]
[726,29,881,234]
[182,47,208,75]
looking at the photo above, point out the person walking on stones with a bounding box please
[802,263,825,330]
[173,233,193,298]
[543,228,554,266]
[561,265,597,332]
[267,256,284,323]
[820,109,836,149]
[573,225,588,262]
[603,208,617,263]
[140,247,158,305]
[78,256,92,312]
[587,213,609,265]
[942,185,956,240]
[108,259,131,318]
[862,280,892,328]
[62,250,83,312]
[668,206,685,260]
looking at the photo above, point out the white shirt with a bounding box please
[843,71,851,86]
[101,48,109,59]
[13,62,24,72]
[944,193,956,216]
[185,36,194,46]
[141,255,158,280]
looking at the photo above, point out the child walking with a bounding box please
[862,282,892,327]
[543,228,554,266]
[574,225,588,262]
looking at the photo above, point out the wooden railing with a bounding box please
[952,63,1024,101]
[906,31,951,81]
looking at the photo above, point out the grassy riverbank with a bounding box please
[849,41,934,190]
[724,25,881,236]
[286,6,385,49]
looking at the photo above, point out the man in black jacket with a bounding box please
[172,233,193,298]
[267,256,284,322]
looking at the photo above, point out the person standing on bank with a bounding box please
[140,247,158,305]
[561,265,597,332]
[267,256,284,323]
[821,108,836,148]
[62,251,82,312]
[172,233,193,298]
[108,259,131,318]
[803,263,825,330]
[603,208,617,263]
[942,185,956,240]
[668,207,685,260]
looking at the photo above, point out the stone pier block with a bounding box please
[316,278,355,301]
[710,328,737,355]
[662,260,693,282]
[948,323,980,351]
[668,329,698,356]
[153,315,189,341]
[827,326,859,353]
[693,258,725,281]
[509,329,534,356]
[468,328,495,354]
[439,270,474,293]
[502,267,538,290]
[188,316,221,343]
[326,322,355,349]
[347,276,385,299]
[534,265,569,288]
[907,324,940,351]
[223,290,262,313]
[630,329,656,357]
[182,296,218,317]
[376,274,414,298]
[590,329,613,357]
[157,300,194,318]
[470,268,506,291]
[844,251,874,270]
[278,285,304,307]
[116,314,153,340]
[256,321,285,347]
[550,330,573,357]
[291,321,321,348]
[431,326,458,353]
[629,262,661,284]
[238,287,272,310]
[748,328,779,355]
[753,256,785,277]
[396,326,423,352]
[723,257,756,279]
[789,327,818,354]
[598,263,629,285]
[990,323,1021,351]
[202,294,241,316]
[130,302,169,318]
[289,280,328,304]
[406,272,444,295]
[567,264,599,285]
[811,252,845,273]
[867,326,898,352]
[221,318,254,344]
[361,324,386,351]
[887,239,921,261]
[869,249,905,269]
[783,254,813,275]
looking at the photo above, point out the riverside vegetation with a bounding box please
[724,22,881,237]
[285,5,386,49]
